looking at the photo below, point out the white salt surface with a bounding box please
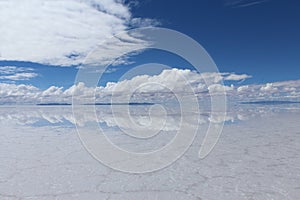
[0,105,299,199]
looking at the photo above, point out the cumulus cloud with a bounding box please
[0,83,39,104]
[208,84,234,94]
[0,0,155,66]
[260,83,278,92]
[235,80,300,100]
[223,73,252,81]
[237,85,249,93]
[0,69,299,104]
[42,86,63,97]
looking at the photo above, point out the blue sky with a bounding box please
[0,0,299,104]
[1,0,300,89]
[130,0,300,83]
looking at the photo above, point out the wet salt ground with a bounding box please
[0,105,299,200]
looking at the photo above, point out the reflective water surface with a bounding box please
[0,105,299,200]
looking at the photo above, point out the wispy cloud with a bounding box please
[0,66,38,81]
[0,73,38,81]
[224,0,270,8]
[0,66,34,74]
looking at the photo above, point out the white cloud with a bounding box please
[0,66,34,74]
[235,80,300,100]
[0,69,299,104]
[0,66,38,80]
[208,84,234,94]
[260,83,278,92]
[225,0,270,8]
[0,83,39,104]
[42,86,63,97]
[237,85,249,93]
[0,0,154,66]
[0,72,38,81]
[224,73,252,81]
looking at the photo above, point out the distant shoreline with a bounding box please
[36,102,155,106]
[36,103,72,106]
[241,100,300,105]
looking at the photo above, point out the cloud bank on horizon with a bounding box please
[0,69,299,104]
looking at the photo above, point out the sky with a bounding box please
[0,0,299,104]
[130,0,300,83]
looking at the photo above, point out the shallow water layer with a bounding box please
[0,105,299,200]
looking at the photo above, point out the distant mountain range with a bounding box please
[86,102,155,106]
[37,103,71,106]
[37,102,155,106]
[241,100,300,105]
[33,101,300,106]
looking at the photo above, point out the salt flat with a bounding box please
[0,105,299,200]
